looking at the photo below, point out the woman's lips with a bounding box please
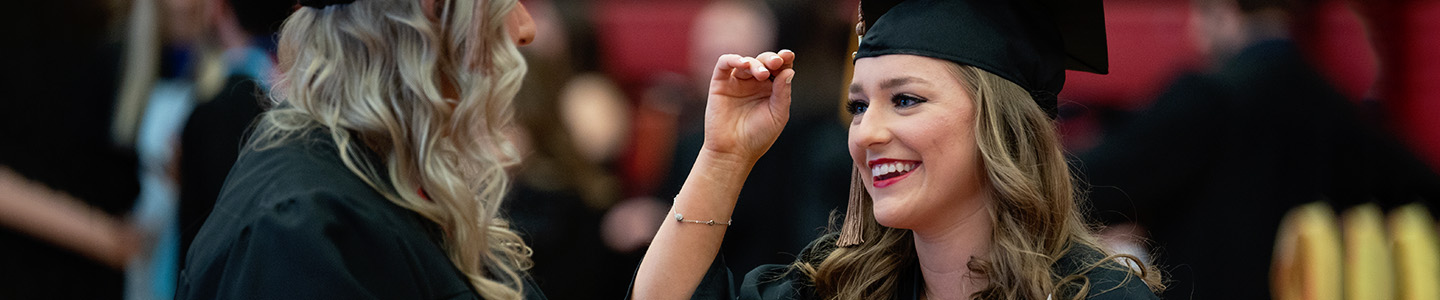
[873,169,913,188]
[868,159,920,188]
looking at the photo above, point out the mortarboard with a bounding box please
[838,0,1108,247]
[854,0,1107,118]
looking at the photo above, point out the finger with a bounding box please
[713,54,746,81]
[757,51,782,70]
[746,57,770,81]
[725,57,760,80]
[777,49,796,70]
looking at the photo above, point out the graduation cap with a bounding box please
[854,0,1107,118]
[838,0,1108,247]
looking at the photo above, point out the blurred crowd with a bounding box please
[1,0,1437,299]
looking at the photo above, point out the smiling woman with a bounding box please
[819,55,1163,299]
[631,0,1164,299]
[847,55,990,233]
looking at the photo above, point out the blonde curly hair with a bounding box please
[254,0,531,298]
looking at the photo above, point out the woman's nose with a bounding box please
[850,112,894,149]
[507,2,536,47]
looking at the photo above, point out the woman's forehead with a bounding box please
[851,55,961,92]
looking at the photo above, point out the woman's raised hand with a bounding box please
[702,50,796,164]
[632,50,795,299]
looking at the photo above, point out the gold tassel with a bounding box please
[837,168,867,247]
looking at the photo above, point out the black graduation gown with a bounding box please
[176,126,546,300]
[629,234,1159,300]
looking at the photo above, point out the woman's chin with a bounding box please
[871,205,917,230]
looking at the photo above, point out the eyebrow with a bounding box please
[850,76,929,94]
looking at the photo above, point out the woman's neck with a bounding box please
[912,200,993,300]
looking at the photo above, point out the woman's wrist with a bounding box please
[695,147,756,176]
[691,148,756,200]
[670,148,755,219]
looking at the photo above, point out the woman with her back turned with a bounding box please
[176,0,545,298]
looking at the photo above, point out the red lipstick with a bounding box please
[867,158,921,188]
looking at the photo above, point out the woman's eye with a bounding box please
[846,100,869,115]
[893,94,926,108]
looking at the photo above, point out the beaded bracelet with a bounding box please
[673,210,732,226]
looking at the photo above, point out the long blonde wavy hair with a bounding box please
[253,0,531,298]
[801,63,1164,299]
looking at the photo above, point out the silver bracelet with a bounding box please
[673,210,732,226]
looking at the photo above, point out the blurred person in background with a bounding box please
[0,0,282,297]
[125,0,203,295]
[174,0,292,264]
[136,0,291,298]
[126,0,292,298]
[175,0,548,298]
[503,0,634,298]
[1076,0,1440,298]
[0,1,145,299]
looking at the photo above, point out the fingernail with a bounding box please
[786,74,793,84]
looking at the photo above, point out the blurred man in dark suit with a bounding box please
[1078,0,1440,298]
